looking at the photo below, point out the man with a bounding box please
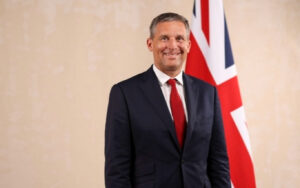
[105,12,231,188]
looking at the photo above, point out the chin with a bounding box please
[164,64,182,72]
[165,61,182,69]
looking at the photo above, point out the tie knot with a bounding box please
[167,79,177,86]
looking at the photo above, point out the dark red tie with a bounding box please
[167,79,187,148]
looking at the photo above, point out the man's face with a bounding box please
[147,21,191,77]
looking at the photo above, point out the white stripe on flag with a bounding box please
[231,106,253,160]
[191,0,237,85]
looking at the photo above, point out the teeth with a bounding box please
[164,53,180,56]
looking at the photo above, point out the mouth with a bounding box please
[162,51,182,59]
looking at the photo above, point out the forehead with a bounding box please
[154,21,187,37]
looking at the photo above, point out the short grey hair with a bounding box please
[149,12,190,39]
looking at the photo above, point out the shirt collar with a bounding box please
[153,64,184,86]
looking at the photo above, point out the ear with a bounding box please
[186,39,191,53]
[146,38,153,52]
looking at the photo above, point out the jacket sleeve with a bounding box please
[105,84,133,188]
[207,87,231,187]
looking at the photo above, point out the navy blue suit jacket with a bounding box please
[105,67,230,188]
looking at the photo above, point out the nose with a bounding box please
[167,38,178,49]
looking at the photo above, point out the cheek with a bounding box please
[178,45,189,53]
[155,43,167,50]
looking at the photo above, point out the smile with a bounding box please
[162,51,181,57]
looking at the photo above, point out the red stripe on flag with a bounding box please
[217,77,256,188]
[186,33,215,86]
[217,76,242,109]
[186,34,256,188]
[201,0,210,44]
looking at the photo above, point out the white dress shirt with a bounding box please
[153,65,188,122]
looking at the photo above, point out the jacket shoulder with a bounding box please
[113,69,149,90]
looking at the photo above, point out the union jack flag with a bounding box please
[186,0,256,187]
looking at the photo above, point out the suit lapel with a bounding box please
[182,73,198,149]
[138,67,181,151]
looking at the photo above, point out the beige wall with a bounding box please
[0,0,299,187]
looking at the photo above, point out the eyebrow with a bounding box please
[158,34,169,39]
[158,34,186,38]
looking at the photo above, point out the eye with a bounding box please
[160,36,168,41]
[176,36,185,42]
